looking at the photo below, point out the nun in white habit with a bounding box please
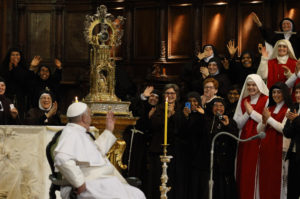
[54,102,146,199]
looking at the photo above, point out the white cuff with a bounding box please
[56,160,85,188]
[266,117,283,133]
[140,93,147,101]
[250,110,262,123]
[285,73,298,88]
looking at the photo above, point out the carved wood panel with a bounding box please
[64,11,89,62]
[238,2,264,55]
[133,6,158,60]
[167,4,192,59]
[28,12,53,61]
[201,5,227,55]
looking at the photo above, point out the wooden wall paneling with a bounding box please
[55,4,64,60]
[0,0,15,61]
[237,2,264,56]
[285,0,300,31]
[27,8,54,63]
[133,5,158,60]
[201,4,227,55]
[167,4,193,59]
[63,5,91,82]
[124,2,133,63]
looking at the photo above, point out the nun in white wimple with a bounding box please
[54,102,146,199]
[24,91,61,125]
[257,39,297,88]
[233,74,269,199]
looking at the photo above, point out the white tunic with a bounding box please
[54,123,146,199]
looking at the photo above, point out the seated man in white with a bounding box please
[54,102,146,199]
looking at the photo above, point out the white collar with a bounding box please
[204,54,214,63]
[273,101,285,114]
[250,93,260,104]
[67,123,87,133]
[277,55,289,64]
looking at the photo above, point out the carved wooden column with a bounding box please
[194,3,201,55]
[159,1,167,62]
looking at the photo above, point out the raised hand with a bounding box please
[106,111,115,132]
[251,12,262,27]
[54,58,62,69]
[30,56,42,71]
[226,40,238,58]
[221,115,229,126]
[143,86,154,97]
[197,52,206,60]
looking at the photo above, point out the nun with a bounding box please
[233,74,269,199]
[257,39,298,88]
[24,90,61,125]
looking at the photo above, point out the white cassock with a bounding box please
[54,123,146,199]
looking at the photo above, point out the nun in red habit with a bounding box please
[233,74,269,199]
[256,82,293,199]
[257,39,298,89]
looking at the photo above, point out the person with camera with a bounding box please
[189,97,238,199]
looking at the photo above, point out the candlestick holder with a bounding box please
[160,144,173,199]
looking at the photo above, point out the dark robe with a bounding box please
[24,107,61,125]
[259,26,300,58]
[190,111,238,199]
[283,104,300,199]
[0,95,20,124]
[225,57,258,88]
[148,103,187,199]
[28,69,62,108]
[123,95,154,193]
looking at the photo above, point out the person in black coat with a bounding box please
[24,90,61,125]
[205,58,232,98]
[283,83,300,199]
[0,77,20,124]
[28,57,62,108]
[190,97,238,199]
[148,84,187,199]
[123,86,160,194]
[252,12,300,58]
[0,47,31,120]
[181,44,221,95]
[224,40,259,88]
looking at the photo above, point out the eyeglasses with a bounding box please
[204,86,215,90]
[165,92,176,96]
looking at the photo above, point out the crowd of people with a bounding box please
[1,13,300,199]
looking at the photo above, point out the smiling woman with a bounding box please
[24,90,61,125]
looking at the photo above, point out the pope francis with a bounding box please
[54,102,146,199]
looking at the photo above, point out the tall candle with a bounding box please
[164,97,168,145]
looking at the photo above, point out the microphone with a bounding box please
[209,131,265,199]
